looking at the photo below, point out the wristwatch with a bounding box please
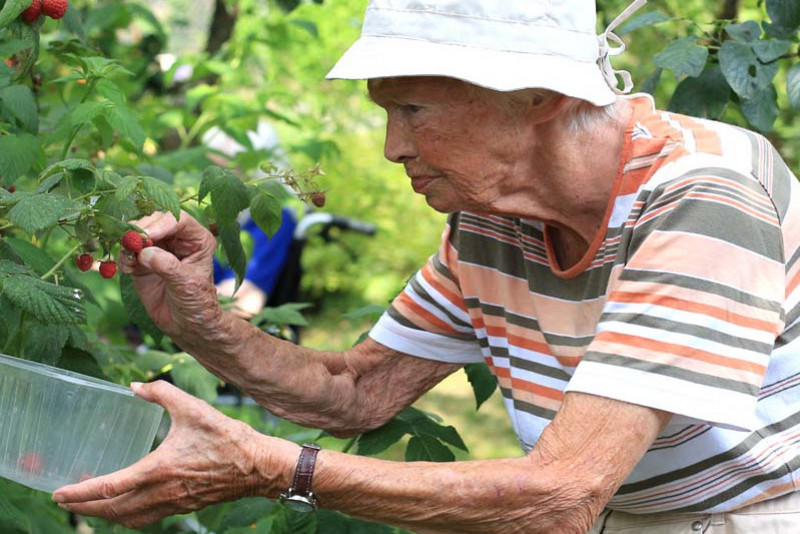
[279,442,322,512]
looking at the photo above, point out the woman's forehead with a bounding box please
[367,77,470,101]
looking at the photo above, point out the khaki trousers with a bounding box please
[588,490,800,533]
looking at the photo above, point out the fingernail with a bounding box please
[139,247,156,265]
[58,503,72,511]
[130,382,143,393]
[53,493,65,503]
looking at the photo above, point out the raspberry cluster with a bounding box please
[21,0,68,23]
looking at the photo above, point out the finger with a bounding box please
[131,380,207,422]
[130,211,180,242]
[134,246,186,284]
[53,457,154,504]
[59,496,177,530]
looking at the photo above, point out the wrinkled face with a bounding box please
[367,77,533,214]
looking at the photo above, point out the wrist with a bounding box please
[250,434,302,499]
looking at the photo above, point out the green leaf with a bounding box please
[7,193,71,233]
[343,304,386,319]
[59,346,105,379]
[4,237,58,276]
[719,40,780,99]
[170,353,220,403]
[0,133,40,180]
[140,176,180,219]
[0,84,38,133]
[70,101,106,126]
[617,11,671,36]
[356,418,410,456]
[0,0,31,29]
[766,0,800,31]
[724,21,761,42]
[787,63,800,110]
[250,190,283,237]
[204,167,250,224]
[103,104,145,153]
[120,274,163,346]
[218,498,278,531]
[271,507,318,534]
[668,66,731,119]
[95,78,126,104]
[405,434,455,462]
[464,362,498,410]
[0,262,86,324]
[115,175,139,203]
[317,511,396,534]
[22,323,70,366]
[218,219,247,289]
[640,67,663,95]
[653,37,708,78]
[753,39,792,63]
[251,302,311,327]
[741,86,780,132]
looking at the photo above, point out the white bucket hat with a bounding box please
[326,0,647,106]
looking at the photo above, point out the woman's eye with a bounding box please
[404,104,422,114]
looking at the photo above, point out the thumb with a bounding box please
[131,380,196,417]
[136,246,186,285]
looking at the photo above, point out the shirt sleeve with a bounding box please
[567,171,786,431]
[369,214,485,364]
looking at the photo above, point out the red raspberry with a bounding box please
[99,261,117,279]
[6,185,14,193]
[75,253,93,272]
[41,0,67,19]
[21,0,42,23]
[209,223,218,236]
[310,191,326,208]
[120,230,144,254]
[143,237,154,248]
[18,453,44,474]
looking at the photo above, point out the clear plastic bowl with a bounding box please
[0,353,164,493]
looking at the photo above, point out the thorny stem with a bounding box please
[41,242,82,281]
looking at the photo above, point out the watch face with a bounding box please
[281,495,316,513]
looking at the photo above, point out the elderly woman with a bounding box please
[53,0,800,533]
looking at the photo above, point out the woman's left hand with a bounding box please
[52,381,299,529]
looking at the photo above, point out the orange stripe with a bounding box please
[594,331,767,375]
[419,265,467,312]
[510,376,564,401]
[395,293,458,334]
[610,291,777,333]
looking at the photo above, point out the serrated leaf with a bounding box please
[766,0,800,31]
[115,175,139,203]
[357,418,410,456]
[343,304,386,319]
[95,78,126,104]
[199,166,221,203]
[741,86,780,132]
[653,37,708,78]
[103,104,145,153]
[120,274,163,346]
[7,193,71,233]
[410,415,468,452]
[0,0,32,29]
[668,66,731,119]
[140,176,180,219]
[0,268,86,325]
[207,167,249,224]
[271,507,318,534]
[617,11,670,36]
[725,21,761,42]
[753,39,792,63]
[405,435,455,462]
[59,347,105,379]
[464,362,498,410]
[170,353,220,403]
[0,133,39,180]
[251,302,311,327]
[787,63,800,110]
[218,219,247,290]
[641,67,663,95]
[0,240,23,264]
[0,84,38,133]
[4,237,59,276]
[218,498,277,531]
[719,40,780,99]
[22,323,70,365]
[250,190,282,237]
[70,101,106,126]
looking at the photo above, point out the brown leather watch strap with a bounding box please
[290,443,322,497]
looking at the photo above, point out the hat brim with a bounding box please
[326,36,617,107]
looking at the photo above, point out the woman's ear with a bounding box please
[529,93,570,125]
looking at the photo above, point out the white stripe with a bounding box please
[369,314,484,363]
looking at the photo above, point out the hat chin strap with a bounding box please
[598,0,648,95]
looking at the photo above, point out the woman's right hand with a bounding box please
[119,211,223,342]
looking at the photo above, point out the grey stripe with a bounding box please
[616,412,800,511]
[430,253,455,284]
[385,306,475,341]
[599,312,775,354]
[509,355,572,382]
[581,352,759,396]
[460,212,518,240]
[629,200,782,261]
[408,277,473,329]
[512,398,557,421]
[618,269,783,314]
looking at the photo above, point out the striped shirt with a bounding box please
[369,94,800,513]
